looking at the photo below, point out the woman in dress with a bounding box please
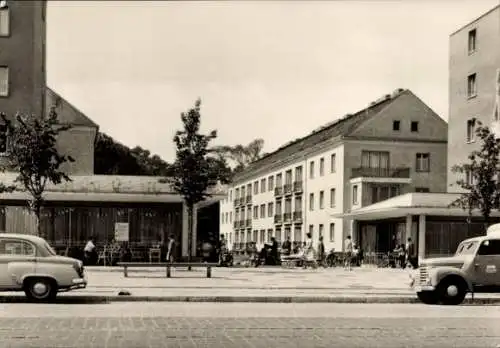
[303,233,317,269]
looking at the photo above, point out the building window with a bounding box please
[267,228,273,240]
[416,153,430,172]
[308,225,314,239]
[260,178,266,193]
[293,225,301,243]
[253,181,259,195]
[361,151,389,169]
[330,188,336,208]
[309,161,315,179]
[329,223,335,242]
[259,230,265,244]
[468,28,477,54]
[294,195,302,212]
[319,191,324,209]
[268,176,274,191]
[229,212,232,222]
[466,119,476,143]
[0,124,7,154]
[352,185,358,205]
[415,187,430,193]
[0,66,8,97]
[393,120,400,131]
[465,170,474,186]
[467,73,477,98]
[268,202,273,217]
[319,158,325,176]
[0,7,9,37]
[260,204,265,218]
[411,121,419,133]
[309,193,314,211]
[319,224,324,238]
[294,166,303,182]
[229,190,232,201]
[253,206,258,219]
[330,154,336,173]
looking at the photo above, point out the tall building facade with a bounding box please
[448,4,500,191]
[0,1,98,175]
[220,89,448,252]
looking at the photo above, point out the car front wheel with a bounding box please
[436,277,467,306]
[416,291,438,305]
[24,278,58,302]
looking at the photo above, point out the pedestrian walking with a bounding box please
[344,235,353,271]
[166,234,176,263]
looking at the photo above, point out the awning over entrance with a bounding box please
[333,192,500,221]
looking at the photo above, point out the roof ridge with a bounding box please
[236,88,408,178]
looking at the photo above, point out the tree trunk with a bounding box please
[187,204,193,263]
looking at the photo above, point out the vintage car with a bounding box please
[410,224,500,305]
[0,233,87,302]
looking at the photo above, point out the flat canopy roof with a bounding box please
[333,192,500,221]
[0,173,226,204]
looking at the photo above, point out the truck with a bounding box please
[410,224,500,305]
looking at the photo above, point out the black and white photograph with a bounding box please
[1,0,500,347]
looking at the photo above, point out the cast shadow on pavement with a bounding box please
[0,296,110,304]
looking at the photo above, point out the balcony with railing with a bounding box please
[293,211,302,223]
[245,219,252,228]
[283,184,293,195]
[245,195,252,205]
[274,214,283,224]
[293,181,303,193]
[350,167,411,181]
[283,212,292,224]
[274,186,284,197]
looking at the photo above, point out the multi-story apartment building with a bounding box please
[0,0,98,175]
[220,88,448,253]
[448,4,500,190]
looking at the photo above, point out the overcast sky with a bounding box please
[47,0,500,162]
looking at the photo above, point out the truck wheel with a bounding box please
[24,277,58,303]
[437,277,467,305]
[417,291,438,305]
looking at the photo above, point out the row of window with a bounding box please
[229,153,338,201]
[392,120,419,132]
[0,8,9,98]
[228,223,336,244]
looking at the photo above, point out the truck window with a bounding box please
[455,241,478,255]
[477,239,500,256]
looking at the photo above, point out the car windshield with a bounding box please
[42,241,57,256]
[455,241,478,256]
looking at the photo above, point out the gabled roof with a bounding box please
[45,87,99,128]
[235,88,409,179]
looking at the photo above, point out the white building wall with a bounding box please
[303,144,345,253]
[219,142,349,253]
[219,191,234,249]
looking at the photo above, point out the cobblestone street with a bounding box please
[1,303,500,348]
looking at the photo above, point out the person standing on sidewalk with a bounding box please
[406,238,417,269]
[317,236,325,267]
[344,235,353,271]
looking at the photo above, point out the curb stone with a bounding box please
[1,295,500,305]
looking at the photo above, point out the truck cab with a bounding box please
[410,224,500,305]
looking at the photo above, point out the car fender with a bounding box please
[430,267,472,291]
[18,273,58,287]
